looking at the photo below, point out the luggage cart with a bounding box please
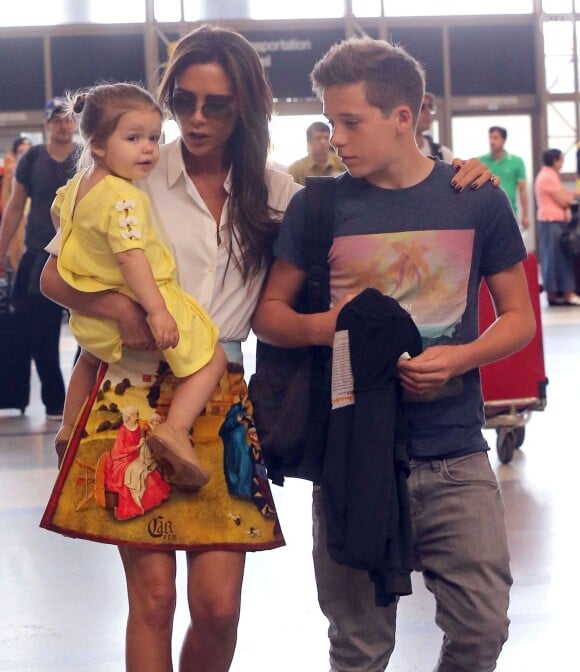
[478,253,548,464]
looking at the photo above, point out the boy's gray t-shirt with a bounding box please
[274,161,527,459]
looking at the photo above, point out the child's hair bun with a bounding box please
[73,92,88,114]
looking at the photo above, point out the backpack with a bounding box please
[248,176,336,486]
[423,134,444,160]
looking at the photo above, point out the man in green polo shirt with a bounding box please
[480,126,529,230]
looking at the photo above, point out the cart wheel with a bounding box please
[496,428,516,464]
[513,426,526,449]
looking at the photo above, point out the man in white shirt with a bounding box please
[415,92,453,162]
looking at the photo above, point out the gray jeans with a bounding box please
[313,452,512,672]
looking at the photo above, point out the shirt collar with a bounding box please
[307,156,333,171]
[166,138,232,193]
[166,138,187,188]
[487,151,511,163]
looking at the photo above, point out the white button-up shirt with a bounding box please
[139,139,300,343]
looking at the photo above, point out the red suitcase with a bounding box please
[478,252,548,463]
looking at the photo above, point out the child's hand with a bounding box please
[148,310,179,350]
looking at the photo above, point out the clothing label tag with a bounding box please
[331,330,355,409]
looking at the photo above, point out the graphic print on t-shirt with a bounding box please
[330,229,475,346]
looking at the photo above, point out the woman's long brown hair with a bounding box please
[158,25,282,284]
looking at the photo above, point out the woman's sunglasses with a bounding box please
[169,91,235,120]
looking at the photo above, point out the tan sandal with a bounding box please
[148,423,210,490]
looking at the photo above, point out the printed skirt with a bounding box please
[40,347,285,552]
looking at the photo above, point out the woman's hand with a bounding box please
[451,158,500,192]
[41,254,157,351]
[114,298,158,352]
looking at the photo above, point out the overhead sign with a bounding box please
[241,29,346,100]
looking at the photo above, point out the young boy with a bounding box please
[252,37,535,672]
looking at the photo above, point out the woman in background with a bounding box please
[1,136,32,270]
[534,148,580,306]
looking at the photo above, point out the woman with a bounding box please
[535,148,580,306]
[40,25,497,672]
[1,136,32,271]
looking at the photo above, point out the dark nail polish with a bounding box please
[454,184,464,192]
[471,182,479,190]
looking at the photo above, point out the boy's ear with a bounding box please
[394,105,414,134]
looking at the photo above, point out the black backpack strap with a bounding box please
[250,176,336,485]
[423,134,443,160]
[298,176,336,482]
[431,140,443,160]
[304,176,336,313]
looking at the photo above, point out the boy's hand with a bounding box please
[322,292,358,346]
[397,345,467,396]
[148,310,179,350]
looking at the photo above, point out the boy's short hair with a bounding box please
[310,36,425,126]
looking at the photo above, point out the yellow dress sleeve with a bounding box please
[105,183,152,256]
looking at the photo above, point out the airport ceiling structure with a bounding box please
[1,0,580,173]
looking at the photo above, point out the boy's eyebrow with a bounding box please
[329,111,359,118]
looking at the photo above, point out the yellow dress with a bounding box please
[53,173,218,378]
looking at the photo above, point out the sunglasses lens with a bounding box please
[171,93,234,120]
[171,93,197,116]
[202,101,233,119]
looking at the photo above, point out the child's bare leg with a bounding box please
[55,349,100,466]
[148,345,227,488]
[168,345,227,433]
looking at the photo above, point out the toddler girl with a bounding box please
[52,83,226,489]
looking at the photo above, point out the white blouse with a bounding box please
[139,139,301,343]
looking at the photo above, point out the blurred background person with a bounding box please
[481,125,529,230]
[287,120,344,185]
[415,92,453,161]
[534,147,580,306]
[0,98,79,419]
[1,136,32,271]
